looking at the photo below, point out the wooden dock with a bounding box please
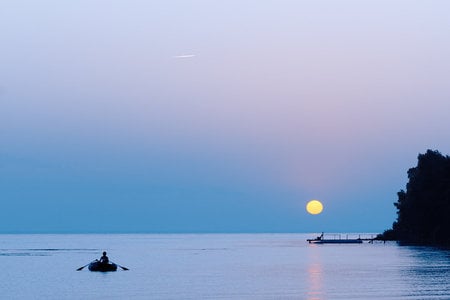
[307,233,381,244]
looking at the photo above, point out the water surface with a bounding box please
[0,234,448,299]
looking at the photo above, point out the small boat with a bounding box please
[308,238,363,244]
[307,233,363,244]
[88,261,118,272]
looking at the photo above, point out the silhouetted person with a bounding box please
[99,251,109,264]
[317,232,324,240]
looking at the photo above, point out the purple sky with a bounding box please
[1,0,450,232]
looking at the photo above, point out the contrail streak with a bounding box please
[173,54,196,59]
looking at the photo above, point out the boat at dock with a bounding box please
[307,233,368,244]
[308,238,363,244]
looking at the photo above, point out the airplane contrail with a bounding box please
[173,54,196,59]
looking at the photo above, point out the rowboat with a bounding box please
[88,261,118,272]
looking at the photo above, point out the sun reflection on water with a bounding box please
[307,245,324,300]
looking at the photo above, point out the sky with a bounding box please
[1,0,450,233]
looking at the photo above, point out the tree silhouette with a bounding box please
[381,150,450,246]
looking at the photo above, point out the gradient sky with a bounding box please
[1,0,450,233]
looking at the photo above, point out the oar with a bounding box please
[76,260,95,271]
[111,261,129,271]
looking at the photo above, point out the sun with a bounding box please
[306,200,323,215]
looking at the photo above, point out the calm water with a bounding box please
[0,234,449,299]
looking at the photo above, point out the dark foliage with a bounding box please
[380,150,450,246]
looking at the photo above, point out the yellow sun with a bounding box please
[306,200,323,215]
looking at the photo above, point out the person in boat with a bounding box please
[99,251,109,264]
[317,232,324,240]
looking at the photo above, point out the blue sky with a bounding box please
[1,0,450,233]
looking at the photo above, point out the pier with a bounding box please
[307,233,382,244]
